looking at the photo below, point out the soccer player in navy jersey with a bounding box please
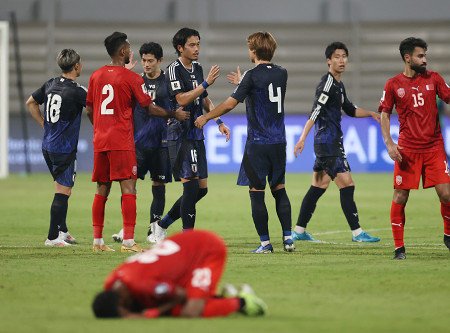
[195,31,294,253]
[26,49,86,246]
[152,27,230,242]
[379,37,450,260]
[111,42,174,244]
[292,42,381,243]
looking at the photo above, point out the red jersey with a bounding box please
[104,230,226,308]
[378,70,450,152]
[86,66,152,152]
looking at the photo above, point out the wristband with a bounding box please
[201,81,209,89]
[143,308,161,318]
[216,118,224,125]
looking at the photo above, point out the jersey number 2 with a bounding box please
[101,84,114,114]
[268,83,282,113]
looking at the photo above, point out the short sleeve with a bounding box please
[31,83,47,105]
[435,72,450,104]
[309,75,331,122]
[378,80,395,114]
[130,73,153,108]
[77,85,88,108]
[231,70,252,103]
[166,64,186,98]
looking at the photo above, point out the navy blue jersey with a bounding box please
[309,72,357,157]
[134,71,170,148]
[32,76,87,154]
[165,59,208,141]
[231,63,287,144]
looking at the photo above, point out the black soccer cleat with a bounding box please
[393,246,406,260]
[444,235,450,251]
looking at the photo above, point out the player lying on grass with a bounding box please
[92,230,267,318]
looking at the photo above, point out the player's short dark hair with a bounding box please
[139,42,163,60]
[92,290,120,318]
[247,31,277,61]
[56,49,80,73]
[325,42,349,60]
[399,37,428,62]
[104,32,128,57]
[172,27,200,56]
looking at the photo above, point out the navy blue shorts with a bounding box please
[42,149,77,187]
[313,156,351,180]
[135,145,172,183]
[237,142,286,190]
[169,140,208,181]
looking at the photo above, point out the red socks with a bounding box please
[390,201,405,248]
[92,194,107,238]
[440,201,450,235]
[122,193,137,240]
[202,297,240,317]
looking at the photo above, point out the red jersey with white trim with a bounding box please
[378,70,450,152]
[86,66,152,152]
[103,230,226,309]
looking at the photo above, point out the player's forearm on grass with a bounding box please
[205,97,238,121]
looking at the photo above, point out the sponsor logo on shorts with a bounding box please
[397,88,405,98]
[132,166,137,176]
[396,175,402,185]
[158,175,166,180]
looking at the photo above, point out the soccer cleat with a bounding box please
[393,246,406,260]
[59,231,77,244]
[444,235,450,251]
[352,231,380,242]
[283,239,295,252]
[45,238,71,247]
[146,222,157,243]
[250,244,273,254]
[221,283,238,298]
[238,284,267,316]
[92,244,115,252]
[112,229,124,242]
[292,230,320,242]
[154,223,167,244]
[121,243,144,253]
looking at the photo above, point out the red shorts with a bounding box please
[394,149,450,189]
[92,150,137,182]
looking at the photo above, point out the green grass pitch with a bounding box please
[0,172,449,333]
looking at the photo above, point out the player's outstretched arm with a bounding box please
[355,108,381,123]
[146,103,190,121]
[203,97,231,142]
[294,119,314,158]
[195,97,238,130]
[380,112,402,162]
[227,66,241,85]
[26,96,44,129]
[176,65,220,107]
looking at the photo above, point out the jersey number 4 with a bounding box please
[268,83,282,113]
[46,93,62,123]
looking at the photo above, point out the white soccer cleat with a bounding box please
[146,222,157,243]
[112,229,124,242]
[154,223,167,244]
[45,238,71,247]
[59,231,77,244]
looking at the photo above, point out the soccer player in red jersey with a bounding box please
[92,230,267,318]
[379,37,450,260]
[86,32,189,253]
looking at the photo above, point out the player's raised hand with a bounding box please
[218,123,231,142]
[175,107,190,121]
[206,65,220,86]
[194,115,208,129]
[227,66,241,85]
[125,52,138,70]
[294,139,305,158]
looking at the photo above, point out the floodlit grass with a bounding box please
[0,173,449,333]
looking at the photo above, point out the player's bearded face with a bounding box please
[409,47,427,74]
[124,41,131,64]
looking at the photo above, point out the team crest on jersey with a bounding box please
[396,175,402,185]
[171,81,181,90]
[132,166,137,176]
[191,163,197,173]
[397,88,405,98]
